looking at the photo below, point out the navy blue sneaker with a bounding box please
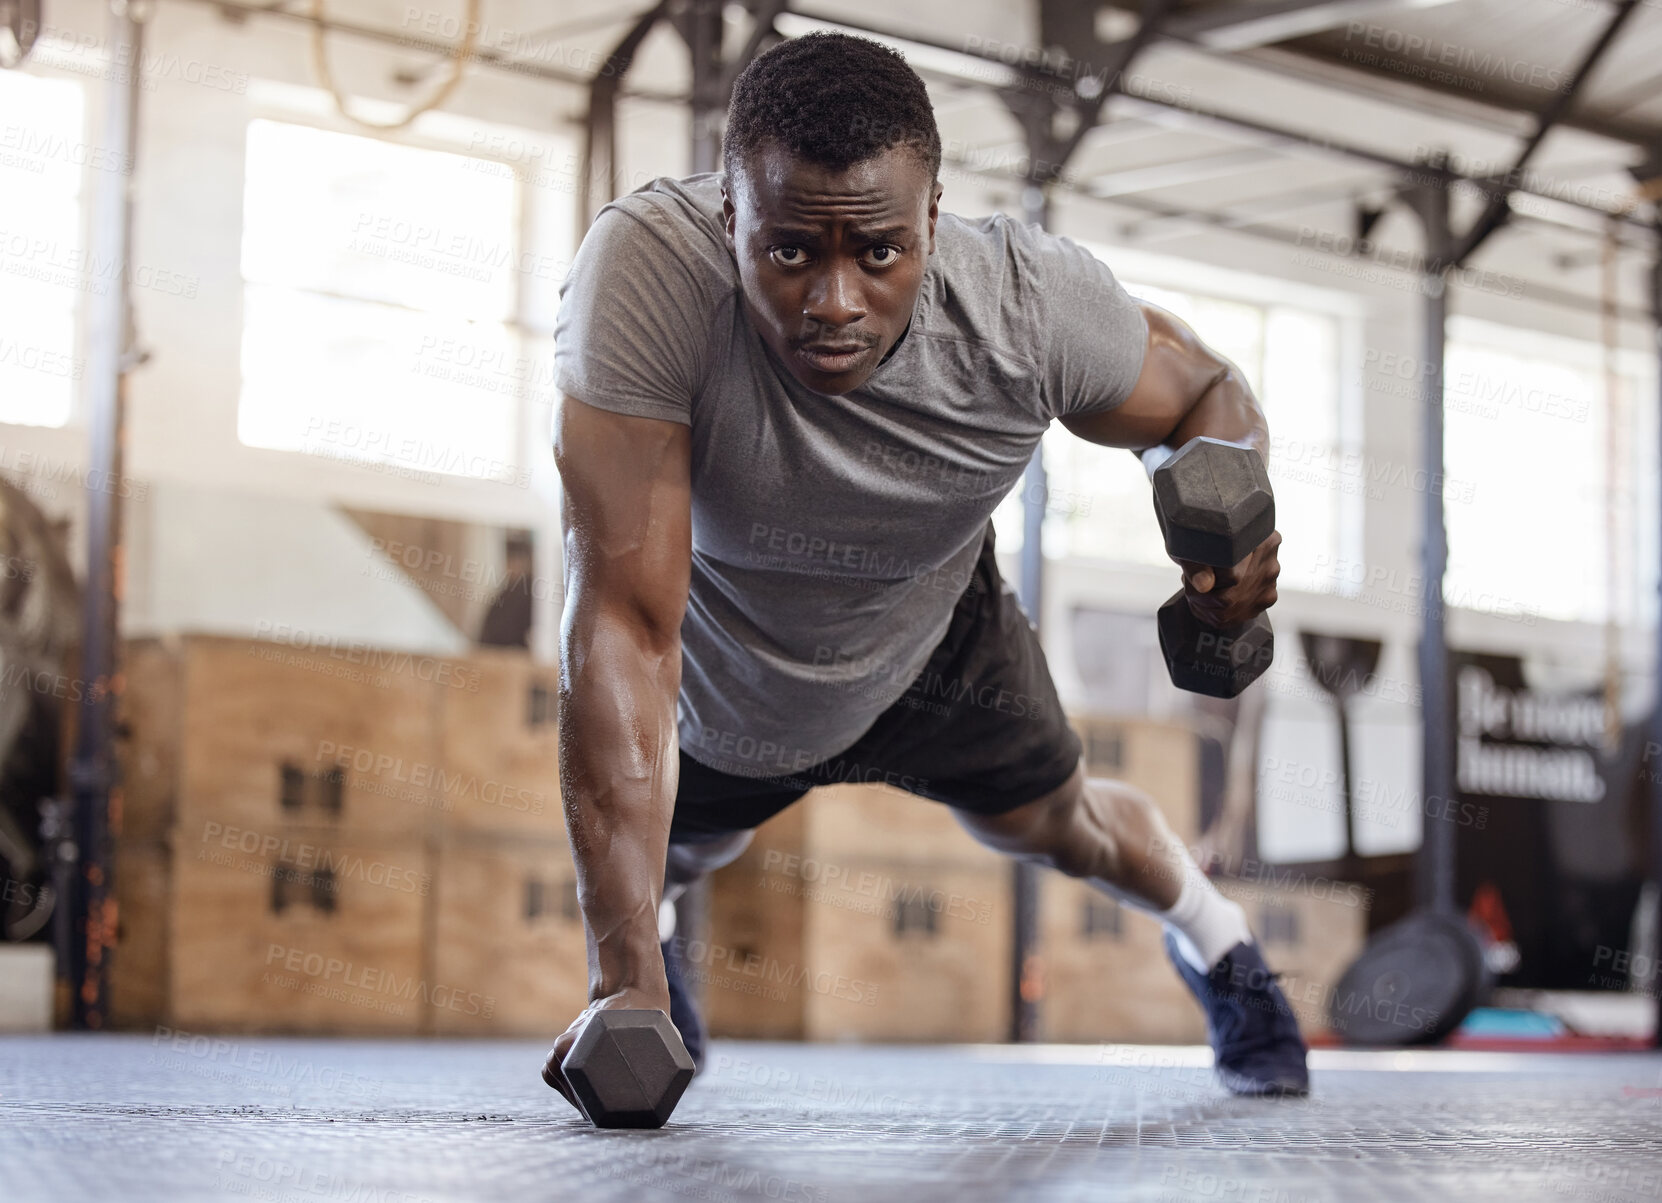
[1165,935,1310,1097]
[662,937,707,1074]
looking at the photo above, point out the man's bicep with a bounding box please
[1060,304,1224,448]
[555,393,692,643]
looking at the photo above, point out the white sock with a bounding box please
[1092,844,1252,973]
[1159,869,1252,973]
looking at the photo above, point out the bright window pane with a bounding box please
[1263,307,1339,589]
[0,71,83,428]
[239,120,534,476]
[242,119,519,321]
[239,286,520,479]
[1037,277,1342,585]
[1444,341,1607,622]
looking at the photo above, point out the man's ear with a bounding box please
[926,183,942,255]
[721,180,737,252]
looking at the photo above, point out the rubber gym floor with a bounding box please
[4,1035,1660,1202]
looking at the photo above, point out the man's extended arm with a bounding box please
[551,393,691,1041]
[1060,302,1278,625]
[1059,303,1268,461]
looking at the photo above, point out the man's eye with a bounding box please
[770,246,807,266]
[866,245,900,265]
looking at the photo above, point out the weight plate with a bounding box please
[1330,911,1484,1046]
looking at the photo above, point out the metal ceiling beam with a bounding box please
[1080,146,1284,198]
[1166,0,1459,53]
[791,10,1653,232]
[1451,0,1646,266]
[580,2,671,229]
[184,0,682,96]
[1085,0,1662,146]
[1248,41,1660,150]
[941,147,1658,322]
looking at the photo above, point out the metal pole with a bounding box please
[1649,230,1662,1046]
[1010,182,1052,1046]
[66,0,145,1030]
[682,0,724,175]
[1404,173,1455,915]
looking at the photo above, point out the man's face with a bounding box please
[723,142,940,396]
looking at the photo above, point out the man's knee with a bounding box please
[956,775,1153,881]
[666,828,755,885]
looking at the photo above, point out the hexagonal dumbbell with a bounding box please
[562,1009,695,1129]
[1151,437,1276,698]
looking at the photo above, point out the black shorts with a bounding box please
[669,520,1083,843]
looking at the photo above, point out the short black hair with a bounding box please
[723,32,941,185]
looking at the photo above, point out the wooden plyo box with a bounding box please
[1219,875,1369,1037]
[113,637,574,1035]
[1068,714,1202,844]
[121,635,445,841]
[706,784,1012,1043]
[1037,874,1206,1045]
[428,834,589,1035]
[434,649,562,838]
[169,827,429,1035]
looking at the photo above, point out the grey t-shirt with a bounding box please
[554,173,1147,778]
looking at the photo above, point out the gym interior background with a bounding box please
[4,0,1662,1198]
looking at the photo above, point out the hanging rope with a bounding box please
[309,0,482,134]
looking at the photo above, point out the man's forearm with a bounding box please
[558,608,681,1002]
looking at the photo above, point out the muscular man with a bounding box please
[544,32,1307,1106]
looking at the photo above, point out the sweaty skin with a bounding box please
[545,141,1279,1108]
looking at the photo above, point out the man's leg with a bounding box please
[952,762,1308,1097]
[949,762,1250,973]
[664,830,755,906]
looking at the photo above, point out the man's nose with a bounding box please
[803,264,866,329]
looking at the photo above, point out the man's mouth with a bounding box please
[794,342,873,375]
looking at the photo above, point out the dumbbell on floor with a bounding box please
[1150,437,1276,698]
[553,1008,695,1129]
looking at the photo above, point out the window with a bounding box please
[0,70,85,428]
[1444,319,1658,625]
[995,274,1350,593]
[238,119,557,482]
